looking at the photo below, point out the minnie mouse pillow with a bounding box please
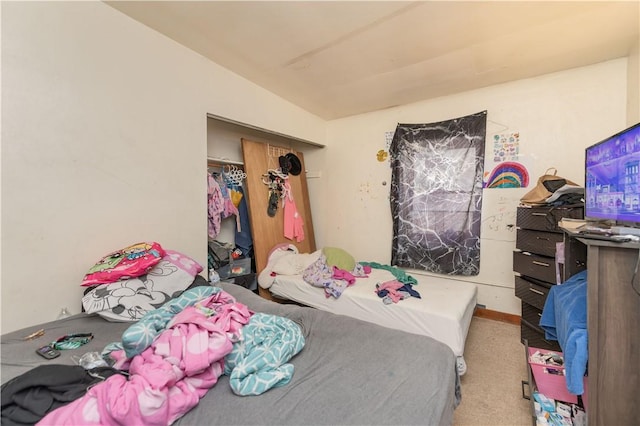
[81,250,204,322]
[81,242,166,287]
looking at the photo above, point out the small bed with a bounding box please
[1,280,460,425]
[258,246,478,374]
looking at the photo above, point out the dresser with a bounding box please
[513,205,586,351]
[578,238,640,425]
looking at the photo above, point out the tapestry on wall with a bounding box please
[389,111,487,276]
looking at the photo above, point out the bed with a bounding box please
[1,279,460,425]
[258,246,478,374]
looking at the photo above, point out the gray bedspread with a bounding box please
[1,282,459,425]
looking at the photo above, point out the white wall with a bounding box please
[1,2,325,333]
[1,2,635,333]
[628,39,640,125]
[319,60,628,315]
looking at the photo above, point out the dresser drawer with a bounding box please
[517,206,583,233]
[513,251,560,284]
[521,319,562,352]
[516,229,563,257]
[521,301,545,327]
[515,276,552,310]
[565,238,587,278]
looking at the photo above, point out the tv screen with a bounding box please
[585,122,640,226]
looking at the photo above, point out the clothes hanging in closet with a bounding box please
[233,185,253,257]
[208,172,240,239]
[282,182,304,243]
[207,169,252,254]
[216,173,240,226]
[208,173,225,240]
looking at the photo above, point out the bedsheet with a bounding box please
[267,268,477,358]
[1,281,459,426]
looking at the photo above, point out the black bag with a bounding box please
[208,240,232,270]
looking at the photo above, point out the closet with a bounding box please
[207,114,323,296]
[207,158,254,288]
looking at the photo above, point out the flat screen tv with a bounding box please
[585,122,640,228]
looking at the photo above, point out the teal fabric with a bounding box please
[119,286,218,358]
[52,335,93,350]
[224,312,305,396]
[360,262,418,285]
[108,286,305,397]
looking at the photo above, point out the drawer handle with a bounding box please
[537,313,542,318]
[532,213,547,216]
[532,261,550,267]
[536,236,550,241]
[529,288,545,296]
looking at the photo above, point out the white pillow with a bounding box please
[272,250,322,275]
[258,244,300,289]
[82,256,198,322]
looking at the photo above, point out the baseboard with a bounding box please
[473,307,520,325]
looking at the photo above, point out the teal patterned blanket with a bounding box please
[225,312,305,395]
[105,285,304,396]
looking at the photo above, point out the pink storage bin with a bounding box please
[528,347,588,409]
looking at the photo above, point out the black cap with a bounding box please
[286,153,302,176]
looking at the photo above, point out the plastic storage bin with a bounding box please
[528,347,588,408]
[218,257,252,280]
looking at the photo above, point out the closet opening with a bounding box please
[206,114,324,296]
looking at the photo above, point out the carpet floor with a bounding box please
[453,316,533,425]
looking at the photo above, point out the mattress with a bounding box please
[1,281,459,426]
[269,268,477,357]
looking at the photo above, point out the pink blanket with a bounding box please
[38,294,253,426]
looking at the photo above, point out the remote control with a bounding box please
[580,233,631,243]
[611,235,633,241]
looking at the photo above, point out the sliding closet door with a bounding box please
[241,139,316,279]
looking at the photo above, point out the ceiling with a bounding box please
[107,1,640,120]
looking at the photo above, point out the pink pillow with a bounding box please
[81,242,166,287]
[164,250,203,276]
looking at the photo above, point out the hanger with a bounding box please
[221,165,247,186]
[262,170,288,190]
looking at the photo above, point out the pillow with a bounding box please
[322,247,355,271]
[302,254,333,289]
[268,243,298,259]
[164,250,203,277]
[81,242,166,287]
[82,253,198,322]
[272,250,322,275]
[257,244,299,289]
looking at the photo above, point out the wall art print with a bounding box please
[493,132,520,162]
[484,161,530,188]
[389,111,487,276]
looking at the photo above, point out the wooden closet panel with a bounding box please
[241,139,316,280]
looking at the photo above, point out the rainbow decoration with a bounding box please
[485,161,529,188]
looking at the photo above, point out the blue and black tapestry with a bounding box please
[389,111,487,276]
